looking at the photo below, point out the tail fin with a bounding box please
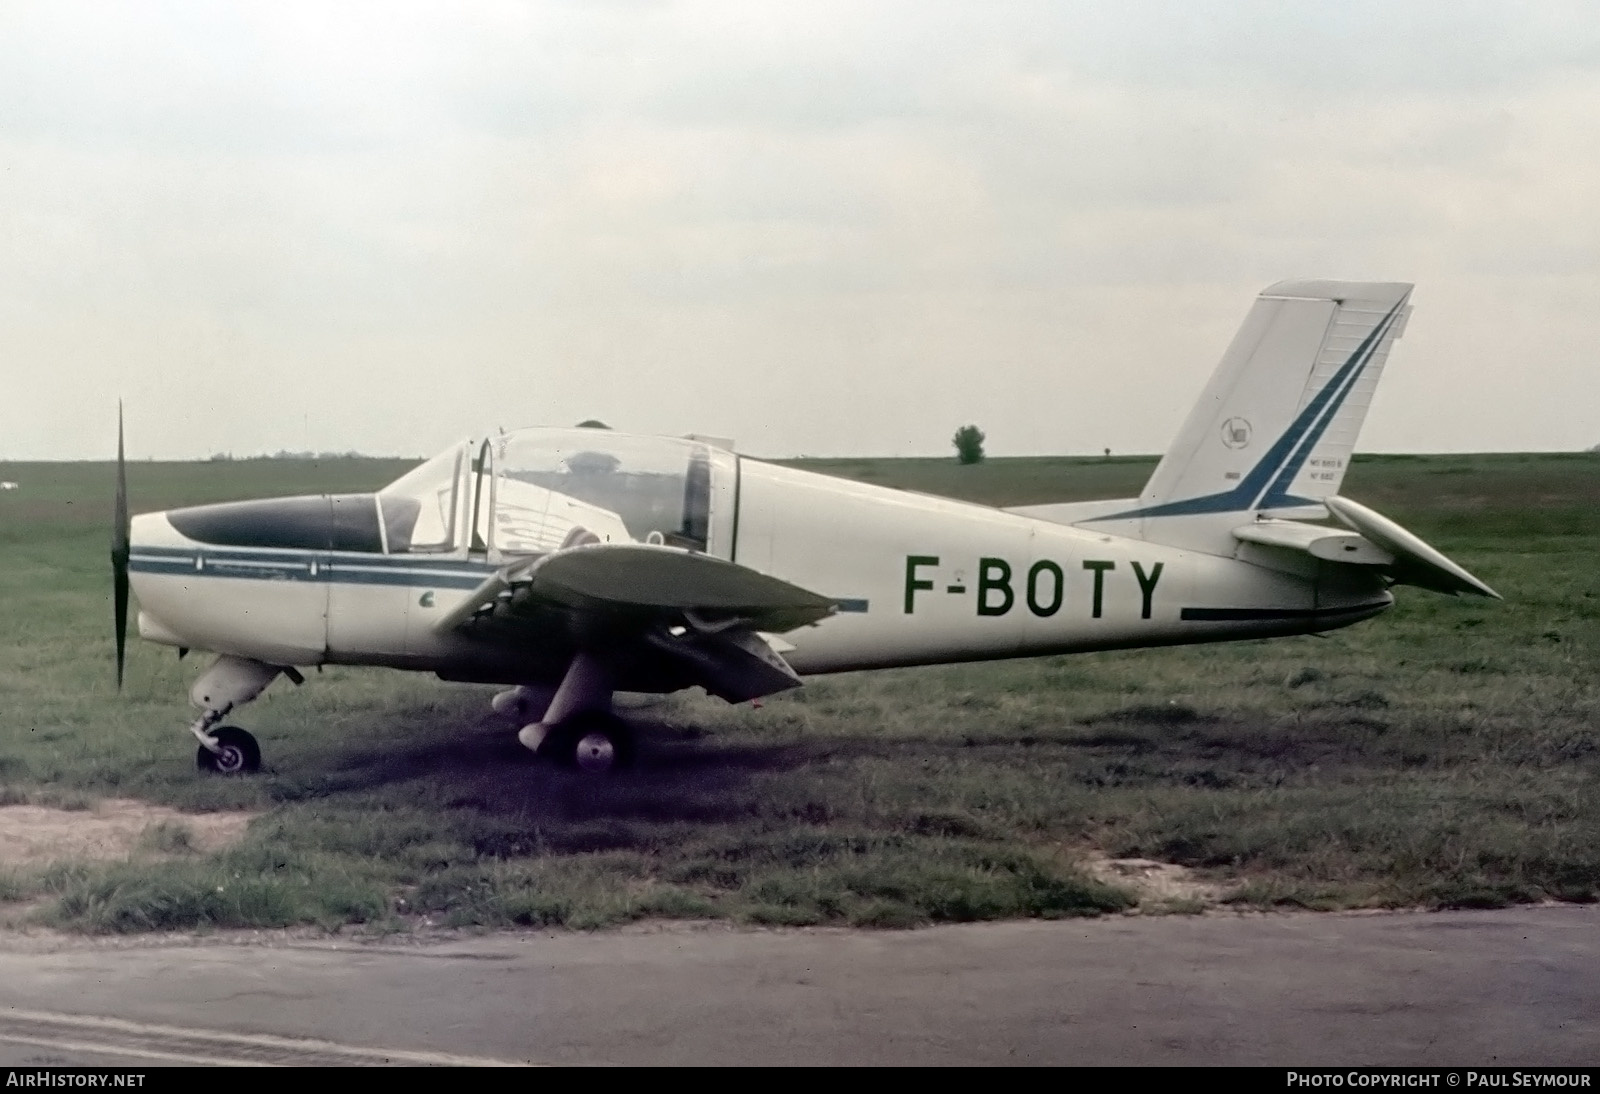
[1057,280,1496,601]
[1136,280,1412,519]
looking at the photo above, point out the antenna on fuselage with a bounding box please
[111,401,130,690]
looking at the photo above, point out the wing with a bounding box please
[437,543,838,702]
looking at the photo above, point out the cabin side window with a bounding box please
[377,447,464,553]
[492,432,709,555]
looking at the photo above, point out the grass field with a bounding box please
[0,450,1595,932]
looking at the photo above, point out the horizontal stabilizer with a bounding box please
[1232,519,1394,565]
[1231,498,1499,600]
[1324,496,1500,599]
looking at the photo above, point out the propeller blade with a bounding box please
[112,401,129,690]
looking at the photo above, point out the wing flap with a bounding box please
[643,626,804,703]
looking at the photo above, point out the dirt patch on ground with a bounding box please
[0,800,255,867]
[1083,854,1229,910]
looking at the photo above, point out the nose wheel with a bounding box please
[196,725,261,775]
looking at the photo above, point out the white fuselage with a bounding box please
[130,451,1391,688]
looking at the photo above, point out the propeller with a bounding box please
[112,401,129,689]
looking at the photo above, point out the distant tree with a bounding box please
[576,419,612,429]
[952,424,986,465]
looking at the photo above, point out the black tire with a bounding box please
[542,711,634,774]
[196,725,261,775]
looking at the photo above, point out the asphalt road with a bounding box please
[1,905,1596,1066]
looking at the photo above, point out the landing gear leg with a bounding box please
[517,651,634,774]
[186,655,285,776]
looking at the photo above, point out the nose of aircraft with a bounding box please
[122,510,206,652]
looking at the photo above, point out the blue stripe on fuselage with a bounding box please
[128,547,495,590]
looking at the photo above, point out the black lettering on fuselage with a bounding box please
[901,554,1165,622]
[977,557,1013,616]
[1026,560,1064,617]
[905,555,939,614]
[1082,560,1115,618]
[1131,560,1163,620]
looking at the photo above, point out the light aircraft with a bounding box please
[113,279,1498,776]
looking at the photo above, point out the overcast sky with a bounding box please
[3,1,1597,461]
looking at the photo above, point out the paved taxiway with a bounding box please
[1,905,1595,1066]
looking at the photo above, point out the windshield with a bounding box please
[377,444,463,552]
[492,430,711,555]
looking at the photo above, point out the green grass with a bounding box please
[0,450,1595,932]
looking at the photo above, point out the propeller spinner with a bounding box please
[112,402,129,689]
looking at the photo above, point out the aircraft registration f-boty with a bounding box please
[113,280,1498,775]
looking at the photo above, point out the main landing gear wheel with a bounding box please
[541,712,635,775]
[196,726,261,775]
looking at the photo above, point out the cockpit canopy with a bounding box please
[378,428,735,559]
